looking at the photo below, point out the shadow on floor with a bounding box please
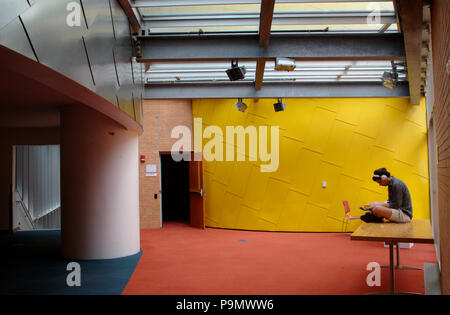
[0,230,142,295]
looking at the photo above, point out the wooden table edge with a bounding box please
[350,235,434,244]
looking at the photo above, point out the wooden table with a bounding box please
[351,219,434,295]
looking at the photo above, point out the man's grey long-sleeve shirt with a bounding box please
[388,176,413,218]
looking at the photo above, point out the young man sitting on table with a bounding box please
[362,168,413,223]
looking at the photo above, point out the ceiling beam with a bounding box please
[144,82,410,99]
[255,0,274,91]
[258,0,275,47]
[138,34,405,62]
[141,13,396,28]
[255,60,265,90]
[131,0,393,7]
[396,0,423,105]
[118,0,141,34]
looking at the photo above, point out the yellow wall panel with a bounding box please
[375,105,406,152]
[259,178,290,224]
[335,98,362,126]
[405,101,427,128]
[355,100,385,139]
[315,98,339,113]
[396,120,429,176]
[281,99,316,141]
[194,98,430,232]
[299,203,330,232]
[226,160,253,197]
[330,175,363,219]
[241,164,271,210]
[290,148,323,196]
[235,205,261,230]
[342,132,375,181]
[204,174,227,223]
[309,161,341,210]
[215,192,242,227]
[246,99,275,119]
[303,106,336,154]
[214,160,234,184]
[275,135,303,184]
[322,119,354,167]
[277,189,309,231]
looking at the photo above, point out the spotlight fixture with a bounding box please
[381,61,400,89]
[273,98,286,112]
[226,60,246,81]
[381,71,395,89]
[275,58,296,71]
[381,71,399,89]
[235,98,248,112]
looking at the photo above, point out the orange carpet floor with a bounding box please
[122,222,437,295]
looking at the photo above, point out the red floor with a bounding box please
[122,222,437,295]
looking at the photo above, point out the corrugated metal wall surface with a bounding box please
[16,145,61,229]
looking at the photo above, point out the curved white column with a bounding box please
[60,105,140,260]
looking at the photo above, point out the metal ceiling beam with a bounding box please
[118,0,141,33]
[131,0,393,7]
[144,82,410,99]
[396,0,423,105]
[138,34,405,62]
[141,13,396,28]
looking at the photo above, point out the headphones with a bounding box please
[372,174,388,181]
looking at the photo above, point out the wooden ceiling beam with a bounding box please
[396,0,423,105]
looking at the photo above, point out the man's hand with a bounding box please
[366,201,387,209]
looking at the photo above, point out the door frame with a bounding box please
[158,151,204,228]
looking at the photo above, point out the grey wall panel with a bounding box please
[0,17,37,61]
[0,0,29,30]
[117,84,135,120]
[112,0,134,119]
[81,0,119,105]
[115,57,134,118]
[80,0,110,29]
[20,0,95,91]
[132,58,143,123]
[1,0,140,125]
[28,0,40,6]
[109,0,130,40]
[110,0,136,114]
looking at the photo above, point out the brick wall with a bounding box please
[139,100,193,229]
[431,0,449,294]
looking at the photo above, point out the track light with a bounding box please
[381,71,395,89]
[273,98,286,112]
[381,71,398,89]
[226,60,246,81]
[381,61,401,89]
[235,98,247,112]
[275,58,296,71]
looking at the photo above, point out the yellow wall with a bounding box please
[193,97,430,232]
